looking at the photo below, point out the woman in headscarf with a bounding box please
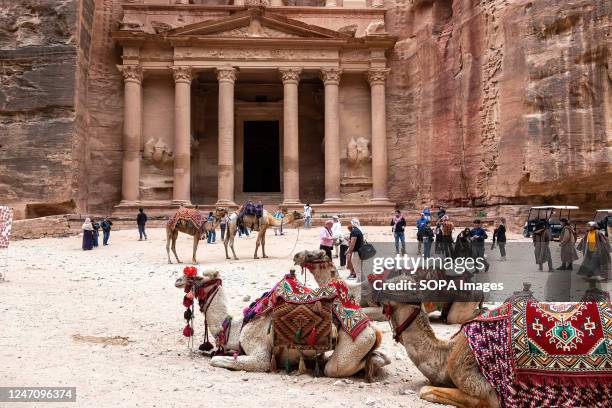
[454,227,472,259]
[533,220,553,271]
[558,218,578,270]
[319,219,335,260]
[82,218,94,250]
[577,221,611,281]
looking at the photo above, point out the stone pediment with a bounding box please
[166,8,348,40]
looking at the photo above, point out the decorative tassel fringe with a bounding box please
[298,354,306,374]
[199,341,214,352]
[306,327,317,346]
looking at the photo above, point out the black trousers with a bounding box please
[339,244,348,266]
[320,245,333,260]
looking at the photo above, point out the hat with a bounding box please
[588,221,597,228]
[325,219,334,227]
[442,215,449,221]
[332,215,339,220]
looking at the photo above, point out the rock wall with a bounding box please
[386,0,612,211]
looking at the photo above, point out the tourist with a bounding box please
[304,203,313,229]
[532,220,553,271]
[391,210,406,255]
[577,221,611,281]
[558,218,578,270]
[319,219,334,260]
[220,213,229,241]
[470,220,489,273]
[416,212,428,254]
[420,220,434,259]
[338,228,349,269]
[272,206,284,236]
[441,215,454,257]
[91,218,100,248]
[346,218,364,280]
[423,206,431,221]
[436,206,446,220]
[101,217,113,246]
[492,218,507,261]
[434,219,444,255]
[331,215,342,258]
[207,212,216,244]
[454,228,472,259]
[137,208,148,241]
[81,217,94,250]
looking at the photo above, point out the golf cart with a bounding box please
[594,209,611,237]
[523,205,579,240]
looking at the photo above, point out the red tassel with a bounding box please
[306,327,317,346]
[183,295,193,308]
[183,325,194,337]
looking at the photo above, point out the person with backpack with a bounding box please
[416,212,428,254]
[419,220,434,259]
[137,208,148,241]
[207,212,216,244]
[101,217,113,246]
[346,219,364,280]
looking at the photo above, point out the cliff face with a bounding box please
[0,0,94,218]
[386,0,612,209]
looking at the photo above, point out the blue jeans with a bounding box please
[103,230,110,245]
[394,231,405,254]
[93,231,99,247]
[220,224,226,241]
[138,224,147,240]
[207,230,216,243]
[423,240,432,259]
[305,216,312,228]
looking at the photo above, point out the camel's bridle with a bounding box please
[383,303,422,343]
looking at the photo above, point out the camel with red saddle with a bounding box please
[223,209,302,260]
[166,207,227,264]
[293,250,480,325]
[174,269,390,380]
[372,273,612,407]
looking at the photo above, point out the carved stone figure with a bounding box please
[346,137,371,178]
[143,138,174,169]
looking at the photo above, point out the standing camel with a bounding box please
[223,209,302,260]
[166,207,227,264]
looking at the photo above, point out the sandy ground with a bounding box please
[0,225,576,408]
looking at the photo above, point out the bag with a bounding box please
[358,238,377,261]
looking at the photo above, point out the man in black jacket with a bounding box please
[137,208,148,241]
[101,217,113,246]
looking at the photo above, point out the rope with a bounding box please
[282,226,300,259]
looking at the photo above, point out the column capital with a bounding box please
[320,68,343,85]
[172,66,193,84]
[216,67,238,84]
[117,65,143,84]
[279,67,302,85]
[366,68,390,86]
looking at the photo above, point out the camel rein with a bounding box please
[383,304,422,343]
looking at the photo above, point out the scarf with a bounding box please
[82,218,93,231]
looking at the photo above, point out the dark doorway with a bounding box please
[243,121,280,192]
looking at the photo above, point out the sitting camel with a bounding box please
[223,209,302,260]
[373,274,612,407]
[166,207,227,264]
[293,250,480,324]
[174,269,390,379]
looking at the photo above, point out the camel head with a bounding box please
[174,269,221,289]
[293,249,329,266]
[290,210,303,220]
[293,250,337,282]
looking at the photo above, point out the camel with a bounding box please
[174,269,390,379]
[293,250,480,324]
[223,209,302,260]
[166,207,227,264]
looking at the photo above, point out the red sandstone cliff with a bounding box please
[386,0,611,209]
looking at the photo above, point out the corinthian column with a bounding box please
[216,67,237,206]
[118,65,143,204]
[279,68,302,205]
[367,68,391,203]
[172,66,192,205]
[320,68,343,204]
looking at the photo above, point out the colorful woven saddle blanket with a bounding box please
[167,208,206,232]
[463,301,612,407]
[244,275,369,340]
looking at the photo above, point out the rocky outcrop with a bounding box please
[386,0,611,210]
[0,0,94,218]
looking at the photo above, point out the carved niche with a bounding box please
[342,137,372,187]
[143,138,174,169]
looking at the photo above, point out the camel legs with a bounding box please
[253,232,262,259]
[166,228,173,264]
[324,326,378,378]
[192,231,200,264]
[170,230,181,264]
[260,229,268,258]
[210,353,270,372]
[211,317,271,372]
[419,386,488,408]
[224,227,238,260]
